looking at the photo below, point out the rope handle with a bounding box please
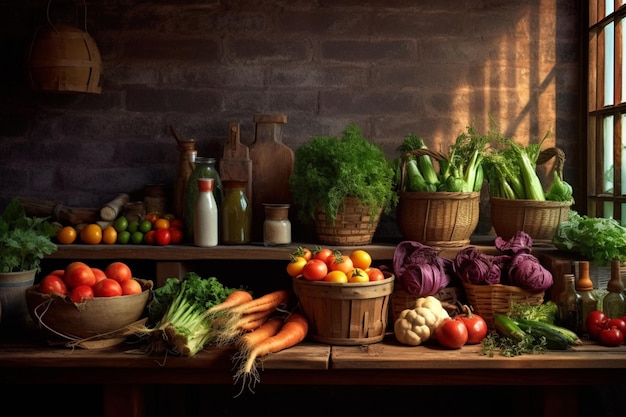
[399,148,448,192]
[536,147,565,179]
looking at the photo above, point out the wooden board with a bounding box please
[249,113,294,241]
[218,121,252,201]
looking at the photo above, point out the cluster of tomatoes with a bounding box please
[286,246,387,283]
[586,310,626,347]
[436,306,488,349]
[38,261,143,303]
[55,212,184,246]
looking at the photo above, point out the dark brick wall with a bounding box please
[0,0,583,235]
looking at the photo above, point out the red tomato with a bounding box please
[436,318,469,349]
[327,253,354,274]
[145,212,159,224]
[143,230,156,245]
[154,228,171,246]
[292,246,313,262]
[586,310,608,340]
[367,267,385,282]
[120,279,143,295]
[93,278,123,297]
[313,248,333,264]
[168,227,183,244]
[301,259,328,281]
[457,305,488,345]
[607,318,626,336]
[599,326,624,347]
[91,267,107,284]
[69,285,95,303]
[39,274,68,296]
[170,218,184,230]
[105,262,132,283]
[64,262,96,289]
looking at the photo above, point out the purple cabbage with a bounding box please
[452,246,502,285]
[507,252,553,292]
[494,231,533,255]
[392,241,451,297]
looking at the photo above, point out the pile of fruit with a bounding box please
[38,261,143,302]
[285,246,388,283]
[55,212,184,246]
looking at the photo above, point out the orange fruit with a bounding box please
[80,224,102,244]
[324,270,348,283]
[57,226,77,244]
[102,225,117,244]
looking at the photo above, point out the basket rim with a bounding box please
[398,191,480,200]
[292,272,395,287]
[489,196,573,208]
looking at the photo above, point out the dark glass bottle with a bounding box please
[575,261,597,337]
[602,260,625,319]
[184,157,223,241]
[221,180,251,244]
[557,273,582,333]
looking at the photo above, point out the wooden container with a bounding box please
[490,197,571,242]
[314,197,382,246]
[292,273,394,345]
[462,282,544,330]
[26,24,103,94]
[25,279,152,347]
[397,191,480,247]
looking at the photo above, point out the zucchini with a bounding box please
[493,314,526,341]
[514,318,582,346]
[513,319,571,350]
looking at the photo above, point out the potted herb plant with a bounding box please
[0,198,57,320]
[288,124,397,245]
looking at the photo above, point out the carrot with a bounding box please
[238,310,273,332]
[237,317,284,351]
[205,290,253,316]
[233,312,308,395]
[230,289,291,315]
[213,309,274,347]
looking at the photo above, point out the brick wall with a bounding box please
[0,0,582,238]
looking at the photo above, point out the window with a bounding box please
[588,0,626,224]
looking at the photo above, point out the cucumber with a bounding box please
[513,319,571,350]
[515,318,582,346]
[493,314,527,341]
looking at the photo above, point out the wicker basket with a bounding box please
[490,197,571,242]
[292,273,394,345]
[397,191,480,247]
[390,285,463,323]
[314,197,382,246]
[462,282,544,330]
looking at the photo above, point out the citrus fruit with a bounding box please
[102,225,117,244]
[127,220,139,234]
[113,216,128,232]
[80,224,102,244]
[117,230,131,244]
[139,220,153,233]
[130,231,144,244]
[56,226,77,244]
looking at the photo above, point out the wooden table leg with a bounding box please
[102,384,145,417]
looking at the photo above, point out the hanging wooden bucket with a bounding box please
[26,24,103,94]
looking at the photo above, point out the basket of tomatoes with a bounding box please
[25,261,152,348]
[288,247,395,345]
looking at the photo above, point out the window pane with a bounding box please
[604,115,614,193]
[606,0,615,15]
[604,201,614,218]
[605,22,615,106]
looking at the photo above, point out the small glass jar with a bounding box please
[263,203,291,246]
[144,183,167,216]
[221,180,251,244]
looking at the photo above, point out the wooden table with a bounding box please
[1,323,625,417]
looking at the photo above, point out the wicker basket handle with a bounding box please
[536,147,565,178]
[399,149,448,192]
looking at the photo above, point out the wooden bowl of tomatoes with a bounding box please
[25,279,152,346]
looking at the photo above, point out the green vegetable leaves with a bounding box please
[0,198,57,273]
[552,211,626,266]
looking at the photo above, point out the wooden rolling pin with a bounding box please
[100,193,130,221]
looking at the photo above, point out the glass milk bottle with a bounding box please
[193,178,218,247]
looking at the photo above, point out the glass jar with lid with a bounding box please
[221,180,251,244]
[263,203,291,246]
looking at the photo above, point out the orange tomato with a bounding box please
[347,268,369,283]
[80,224,102,244]
[327,254,354,275]
[324,270,348,283]
[56,226,77,244]
[350,249,372,270]
[286,256,307,278]
[292,246,313,261]
[154,218,171,230]
[102,225,117,244]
